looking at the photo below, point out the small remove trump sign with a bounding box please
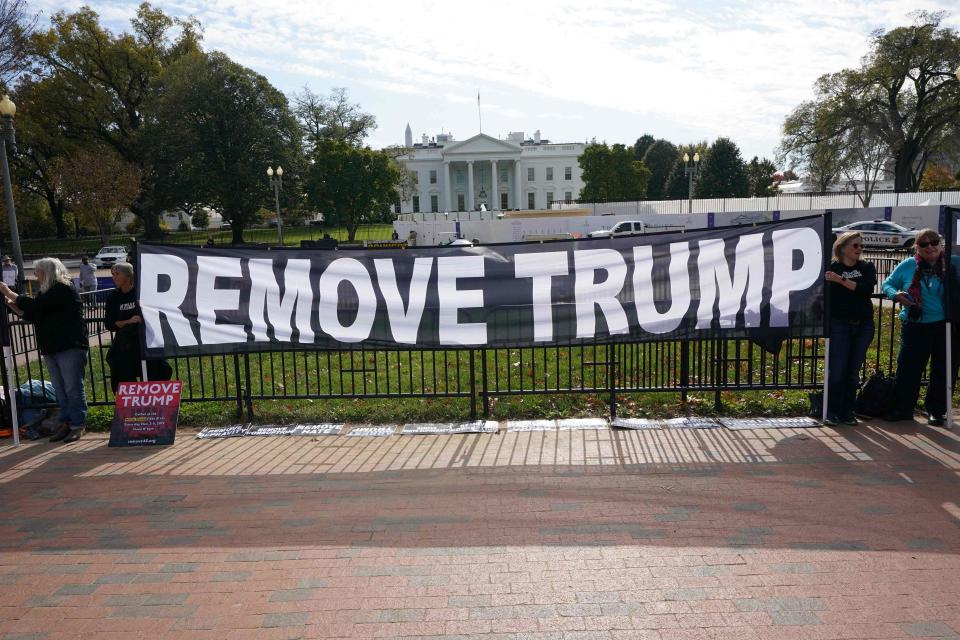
[109,380,183,447]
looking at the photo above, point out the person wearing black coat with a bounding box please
[0,257,88,443]
[105,262,172,392]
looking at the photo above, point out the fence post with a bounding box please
[233,352,243,418]
[0,309,18,445]
[714,338,723,412]
[608,343,617,419]
[680,340,689,403]
[481,349,490,417]
[469,349,477,421]
[243,353,254,420]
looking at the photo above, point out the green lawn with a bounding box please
[17,224,395,258]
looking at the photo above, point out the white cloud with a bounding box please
[32,0,960,159]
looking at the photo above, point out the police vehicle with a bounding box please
[831,220,916,249]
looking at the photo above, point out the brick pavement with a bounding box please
[0,420,959,639]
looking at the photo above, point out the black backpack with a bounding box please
[855,369,896,417]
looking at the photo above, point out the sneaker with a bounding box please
[927,414,945,427]
[62,429,82,443]
[822,415,839,426]
[843,416,859,426]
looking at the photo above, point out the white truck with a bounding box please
[587,220,687,238]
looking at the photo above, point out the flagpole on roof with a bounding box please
[477,90,482,134]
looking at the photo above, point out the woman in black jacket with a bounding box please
[823,232,876,426]
[0,257,88,443]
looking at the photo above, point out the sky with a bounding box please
[28,0,960,164]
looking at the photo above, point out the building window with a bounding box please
[457,194,465,211]
[546,167,553,181]
[456,171,464,185]
[394,201,401,214]
[564,166,572,180]
[430,195,438,213]
[500,192,508,210]
[527,167,535,181]
[429,170,437,184]
[501,169,509,183]
[564,191,572,204]
[527,192,535,209]
[412,196,420,213]
[546,191,554,205]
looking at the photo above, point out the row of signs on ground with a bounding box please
[195,416,821,439]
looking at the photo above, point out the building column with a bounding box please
[467,160,475,211]
[443,161,451,212]
[514,161,522,210]
[490,160,498,210]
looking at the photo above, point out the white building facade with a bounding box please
[397,130,586,214]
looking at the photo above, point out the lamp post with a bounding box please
[266,165,284,246]
[0,95,23,289]
[683,152,701,214]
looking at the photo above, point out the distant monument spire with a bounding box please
[404,123,413,147]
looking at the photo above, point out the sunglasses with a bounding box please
[918,238,941,249]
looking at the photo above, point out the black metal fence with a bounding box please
[0,251,914,428]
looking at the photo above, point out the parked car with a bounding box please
[93,246,128,268]
[831,220,916,248]
[588,221,685,238]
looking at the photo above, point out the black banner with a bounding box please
[138,216,825,358]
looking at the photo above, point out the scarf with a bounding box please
[907,253,945,313]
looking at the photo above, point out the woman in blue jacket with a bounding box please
[881,228,960,425]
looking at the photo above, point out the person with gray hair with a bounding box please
[0,257,88,443]
[105,262,172,392]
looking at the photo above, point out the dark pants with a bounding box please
[828,319,874,419]
[891,321,959,417]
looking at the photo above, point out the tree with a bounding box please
[696,138,749,198]
[8,78,76,237]
[578,143,650,202]
[920,164,958,190]
[0,0,36,89]
[641,139,678,200]
[294,87,376,152]
[51,148,141,242]
[145,51,302,244]
[632,134,655,162]
[781,11,960,192]
[664,142,708,200]
[305,140,400,241]
[746,156,778,197]
[838,125,890,206]
[28,4,203,237]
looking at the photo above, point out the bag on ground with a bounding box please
[854,369,896,417]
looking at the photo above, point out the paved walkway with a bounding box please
[0,420,959,639]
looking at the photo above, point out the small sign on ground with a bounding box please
[507,420,558,432]
[291,424,343,436]
[612,418,662,430]
[344,426,396,437]
[244,424,298,437]
[662,417,721,429]
[720,417,821,430]
[401,421,498,435]
[557,418,609,430]
[196,425,248,439]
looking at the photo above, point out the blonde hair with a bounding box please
[832,231,862,262]
[33,257,72,294]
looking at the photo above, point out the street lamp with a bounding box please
[0,95,24,290]
[683,152,701,214]
[266,165,284,246]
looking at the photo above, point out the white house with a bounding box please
[396,129,586,213]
